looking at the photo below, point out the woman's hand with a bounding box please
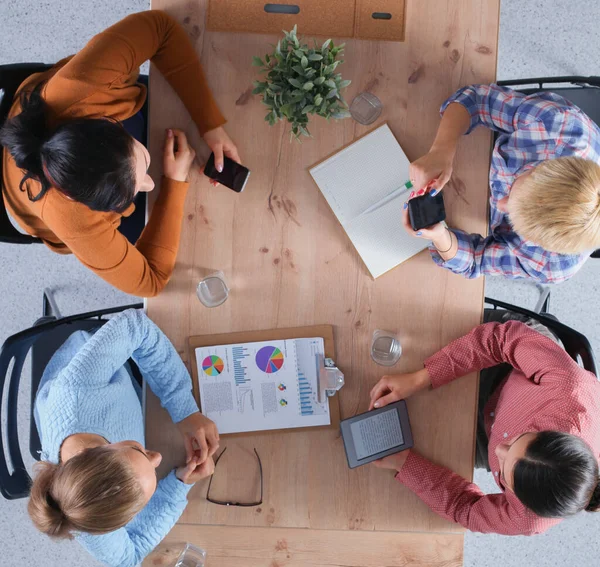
[176,412,219,465]
[163,129,196,182]
[400,208,457,260]
[409,145,455,195]
[373,450,411,473]
[369,369,431,410]
[176,456,215,485]
[203,126,241,170]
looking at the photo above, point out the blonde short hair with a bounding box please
[509,157,600,254]
[28,445,146,539]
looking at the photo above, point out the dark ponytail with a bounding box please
[0,82,52,200]
[585,481,600,512]
[513,431,600,518]
[0,82,137,212]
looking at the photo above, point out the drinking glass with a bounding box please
[370,329,402,366]
[174,543,206,567]
[196,271,229,307]
[350,92,383,125]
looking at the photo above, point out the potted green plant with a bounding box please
[252,26,351,141]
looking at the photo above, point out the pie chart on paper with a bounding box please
[255,346,285,374]
[202,355,225,376]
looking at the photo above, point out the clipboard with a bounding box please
[188,325,341,435]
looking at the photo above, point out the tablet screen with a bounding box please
[349,408,404,460]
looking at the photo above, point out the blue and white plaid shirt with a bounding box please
[430,84,600,283]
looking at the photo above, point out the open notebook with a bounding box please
[309,124,428,278]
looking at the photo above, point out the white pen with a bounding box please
[360,180,413,216]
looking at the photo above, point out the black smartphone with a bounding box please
[408,192,446,231]
[203,153,250,193]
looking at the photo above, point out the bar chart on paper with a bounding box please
[195,338,331,433]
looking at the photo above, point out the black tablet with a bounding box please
[340,400,413,469]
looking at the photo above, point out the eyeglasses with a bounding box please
[206,447,263,507]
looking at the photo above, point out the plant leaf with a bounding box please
[302,105,315,114]
[325,79,336,88]
[331,109,351,119]
[301,56,308,68]
[292,65,306,75]
[314,95,323,106]
[288,78,303,88]
[325,89,338,99]
[339,79,352,89]
[308,53,323,61]
[321,39,331,52]
[252,56,264,67]
[303,82,314,90]
[294,49,304,58]
[314,76,325,86]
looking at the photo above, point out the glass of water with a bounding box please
[350,92,383,125]
[196,271,229,308]
[174,543,206,567]
[370,329,402,366]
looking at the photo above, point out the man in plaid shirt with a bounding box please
[403,84,600,283]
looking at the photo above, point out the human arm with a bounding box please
[59,309,198,423]
[424,320,589,389]
[409,84,527,193]
[400,208,586,282]
[393,451,557,535]
[46,10,225,135]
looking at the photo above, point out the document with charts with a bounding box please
[195,338,330,434]
[309,123,429,278]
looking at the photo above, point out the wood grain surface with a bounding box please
[144,524,464,567]
[146,0,499,552]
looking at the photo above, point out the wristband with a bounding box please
[434,228,453,254]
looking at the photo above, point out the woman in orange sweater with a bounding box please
[0,10,240,297]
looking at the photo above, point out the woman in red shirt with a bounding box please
[369,319,600,535]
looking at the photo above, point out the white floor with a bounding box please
[1,1,600,566]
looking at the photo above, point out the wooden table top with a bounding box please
[145,0,499,564]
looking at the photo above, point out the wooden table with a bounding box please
[145,1,499,565]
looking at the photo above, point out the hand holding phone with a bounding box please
[203,153,251,193]
[407,192,446,231]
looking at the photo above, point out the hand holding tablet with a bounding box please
[340,400,413,468]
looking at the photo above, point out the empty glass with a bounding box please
[196,271,229,307]
[350,92,383,125]
[174,543,206,567]
[370,329,402,366]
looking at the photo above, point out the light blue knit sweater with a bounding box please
[34,309,199,567]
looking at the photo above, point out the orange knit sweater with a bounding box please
[1,10,225,297]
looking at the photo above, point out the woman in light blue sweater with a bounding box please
[27,309,219,567]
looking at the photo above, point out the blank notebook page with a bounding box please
[310,124,428,278]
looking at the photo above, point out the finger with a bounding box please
[372,458,385,468]
[224,146,241,165]
[373,391,400,409]
[369,382,391,406]
[369,378,388,400]
[401,208,419,236]
[213,145,224,173]
[183,436,194,464]
[409,166,433,193]
[207,433,220,457]
[196,433,209,464]
[164,129,175,157]
[173,130,189,153]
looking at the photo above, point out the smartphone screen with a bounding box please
[204,153,250,193]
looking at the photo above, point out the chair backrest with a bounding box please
[0,63,53,245]
[0,303,143,500]
[485,296,598,376]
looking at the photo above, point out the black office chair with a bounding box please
[0,62,149,246]
[497,75,600,259]
[484,296,597,376]
[0,290,144,500]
